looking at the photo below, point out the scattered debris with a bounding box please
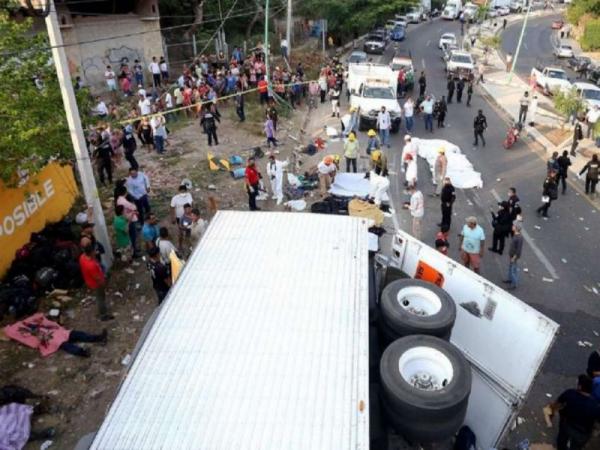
[114,291,123,298]
[579,217,584,221]
[27,363,35,369]
[517,417,525,425]
[133,315,142,321]
[545,393,552,398]
[542,277,554,283]
[523,268,529,273]
[593,287,599,295]
[561,258,567,264]
[40,440,53,450]
[124,268,135,275]
[207,184,217,190]
[593,331,599,337]
[583,340,593,347]
[121,354,132,366]
[496,178,502,182]
[534,225,541,230]
[585,227,590,231]
[47,289,68,298]
[135,283,140,289]
[48,309,60,318]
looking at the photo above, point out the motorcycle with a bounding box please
[503,122,522,149]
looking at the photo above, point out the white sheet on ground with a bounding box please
[329,173,390,202]
[415,138,483,189]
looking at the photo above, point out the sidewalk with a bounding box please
[471,11,600,184]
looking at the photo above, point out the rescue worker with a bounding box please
[366,129,380,154]
[317,156,337,197]
[344,132,359,173]
[368,170,390,206]
[266,153,289,205]
[579,154,600,196]
[434,96,447,128]
[329,84,341,117]
[536,170,558,218]
[370,149,388,176]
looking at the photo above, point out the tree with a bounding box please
[0,8,91,184]
[553,87,585,126]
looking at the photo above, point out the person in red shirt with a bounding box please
[245,157,261,211]
[257,78,269,104]
[79,244,113,321]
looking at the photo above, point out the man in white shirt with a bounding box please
[317,156,337,197]
[170,184,193,224]
[159,56,169,83]
[163,89,174,122]
[280,38,289,60]
[406,185,424,240]
[148,56,161,88]
[420,95,434,133]
[104,65,116,91]
[586,105,600,139]
[403,98,414,132]
[401,135,418,175]
[94,97,108,118]
[377,106,391,148]
[138,94,151,116]
[151,114,167,154]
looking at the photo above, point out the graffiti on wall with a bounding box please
[81,45,145,87]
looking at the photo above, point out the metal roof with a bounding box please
[91,211,370,450]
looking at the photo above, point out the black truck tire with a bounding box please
[380,279,456,340]
[380,335,471,432]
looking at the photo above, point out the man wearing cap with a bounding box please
[266,153,289,205]
[503,223,523,290]
[344,132,359,173]
[317,156,337,197]
[433,148,448,196]
[245,158,262,211]
[377,106,392,148]
[459,216,485,274]
[370,150,388,176]
[366,129,380,155]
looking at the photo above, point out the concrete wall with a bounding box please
[56,0,163,89]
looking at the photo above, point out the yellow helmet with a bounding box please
[332,154,341,164]
[371,149,382,161]
[367,129,377,137]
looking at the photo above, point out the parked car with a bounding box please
[439,32,457,49]
[495,6,510,16]
[554,43,574,59]
[442,43,460,61]
[385,19,398,30]
[347,50,368,65]
[509,0,525,12]
[394,15,409,28]
[530,65,572,94]
[372,28,389,43]
[390,25,406,41]
[363,34,387,54]
[573,81,600,109]
[551,20,564,30]
[587,65,600,85]
[406,6,424,23]
[567,55,591,71]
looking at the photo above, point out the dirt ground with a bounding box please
[0,52,351,450]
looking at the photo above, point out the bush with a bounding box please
[553,87,585,123]
[567,0,600,25]
[581,19,600,51]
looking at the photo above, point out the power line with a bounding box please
[1,4,286,58]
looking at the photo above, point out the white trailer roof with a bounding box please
[91,211,370,450]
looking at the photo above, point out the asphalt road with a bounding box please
[351,17,600,447]
[501,13,580,83]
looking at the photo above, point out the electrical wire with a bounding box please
[1,3,286,57]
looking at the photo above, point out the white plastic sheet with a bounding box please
[415,138,483,189]
[329,173,390,202]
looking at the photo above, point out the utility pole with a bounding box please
[45,0,114,268]
[264,0,270,83]
[508,5,531,84]
[286,0,292,59]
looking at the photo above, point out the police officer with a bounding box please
[473,110,488,147]
[200,102,221,146]
[446,75,455,103]
[456,77,465,103]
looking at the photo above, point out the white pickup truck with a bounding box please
[530,65,572,94]
[81,211,558,450]
[348,63,402,132]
